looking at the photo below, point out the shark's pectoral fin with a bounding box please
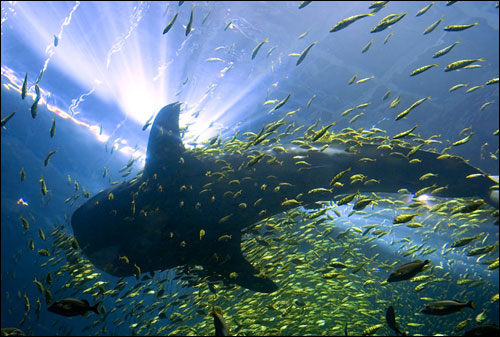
[144,102,184,178]
[220,250,278,293]
[206,234,278,293]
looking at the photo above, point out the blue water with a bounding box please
[1,1,498,336]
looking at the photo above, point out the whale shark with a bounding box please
[71,102,497,293]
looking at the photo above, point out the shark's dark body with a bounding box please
[72,103,496,293]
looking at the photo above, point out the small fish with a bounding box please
[312,122,336,141]
[44,150,58,167]
[1,110,16,127]
[31,86,41,119]
[388,259,429,282]
[352,197,374,211]
[432,41,460,58]
[384,32,394,44]
[49,117,56,138]
[416,2,434,17]
[467,243,498,256]
[217,234,232,242]
[466,85,483,93]
[205,57,225,62]
[185,7,193,36]
[371,12,407,33]
[444,22,479,31]
[201,9,211,25]
[393,213,418,224]
[419,173,438,181]
[163,12,179,34]
[393,124,419,139]
[33,277,44,293]
[485,78,499,85]
[383,90,391,100]
[395,97,431,121]
[269,93,291,112]
[39,228,46,241]
[281,199,302,207]
[348,73,358,85]
[263,45,276,59]
[71,237,79,250]
[296,41,317,66]
[423,16,444,35]
[134,263,141,280]
[20,216,29,230]
[223,19,232,31]
[306,94,316,108]
[464,64,482,69]
[38,249,50,257]
[35,69,44,85]
[298,1,312,9]
[297,31,308,39]
[361,39,374,53]
[330,168,351,186]
[480,101,495,111]
[445,58,484,72]
[361,324,384,336]
[421,300,474,316]
[452,234,482,248]
[210,306,230,336]
[199,229,205,240]
[54,34,59,47]
[410,64,438,76]
[48,298,100,317]
[21,72,28,99]
[337,192,358,206]
[330,13,374,32]
[251,38,269,60]
[356,76,374,84]
[40,176,47,196]
[390,95,401,108]
[452,132,474,146]
[119,255,129,264]
[349,112,364,124]
[449,83,468,92]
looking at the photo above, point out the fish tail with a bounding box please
[467,301,475,310]
[92,302,101,314]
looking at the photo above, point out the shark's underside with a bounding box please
[71,103,497,293]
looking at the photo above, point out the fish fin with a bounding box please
[226,251,278,293]
[145,102,184,178]
[207,233,278,293]
[91,302,101,314]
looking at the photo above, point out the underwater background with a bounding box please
[1,1,499,336]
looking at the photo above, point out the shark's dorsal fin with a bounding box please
[145,102,184,178]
